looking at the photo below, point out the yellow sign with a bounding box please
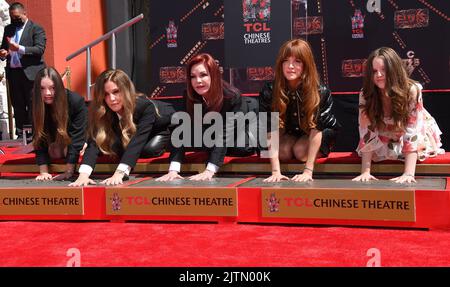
[262,188,415,222]
[106,187,237,216]
[0,188,84,215]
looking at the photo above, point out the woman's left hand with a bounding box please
[189,170,214,181]
[35,172,53,181]
[291,171,313,182]
[390,174,416,184]
[52,170,74,181]
[101,172,125,186]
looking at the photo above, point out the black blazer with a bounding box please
[35,90,88,165]
[259,82,340,134]
[82,96,175,170]
[169,84,248,168]
[1,20,46,81]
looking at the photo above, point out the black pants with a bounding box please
[110,130,171,160]
[140,129,171,158]
[7,68,33,136]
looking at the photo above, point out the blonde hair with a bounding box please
[88,69,137,155]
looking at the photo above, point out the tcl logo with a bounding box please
[284,197,314,208]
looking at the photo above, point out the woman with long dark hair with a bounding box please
[353,47,444,183]
[32,67,87,181]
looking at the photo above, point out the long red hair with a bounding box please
[186,53,223,115]
[272,39,321,131]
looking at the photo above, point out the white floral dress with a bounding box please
[356,84,444,162]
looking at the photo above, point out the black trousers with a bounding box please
[140,129,171,158]
[110,129,171,161]
[7,68,33,136]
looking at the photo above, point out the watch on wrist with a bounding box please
[116,169,126,176]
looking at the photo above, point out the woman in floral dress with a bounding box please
[353,47,444,183]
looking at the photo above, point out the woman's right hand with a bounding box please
[68,173,96,187]
[352,172,378,182]
[263,172,289,183]
[155,171,183,182]
[35,172,53,181]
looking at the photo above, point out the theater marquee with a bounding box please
[261,188,415,222]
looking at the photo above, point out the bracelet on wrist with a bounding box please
[403,173,415,177]
[303,167,313,173]
[115,170,129,181]
[115,169,126,176]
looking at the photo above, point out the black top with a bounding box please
[82,97,175,169]
[259,82,340,134]
[169,85,248,167]
[35,90,88,165]
[1,20,46,81]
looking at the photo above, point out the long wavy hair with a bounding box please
[361,47,416,131]
[32,67,70,149]
[272,39,321,131]
[88,69,137,156]
[186,53,224,115]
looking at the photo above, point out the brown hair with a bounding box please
[361,47,416,131]
[88,69,137,155]
[272,39,321,131]
[32,67,70,149]
[186,53,223,115]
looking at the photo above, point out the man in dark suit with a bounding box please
[0,2,46,139]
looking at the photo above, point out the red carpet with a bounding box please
[1,221,449,267]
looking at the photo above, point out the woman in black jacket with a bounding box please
[32,67,87,181]
[157,53,255,181]
[260,39,340,182]
[70,69,175,186]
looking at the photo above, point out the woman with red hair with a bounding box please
[260,39,340,182]
[157,53,255,181]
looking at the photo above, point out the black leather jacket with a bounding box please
[259,82,340,134]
